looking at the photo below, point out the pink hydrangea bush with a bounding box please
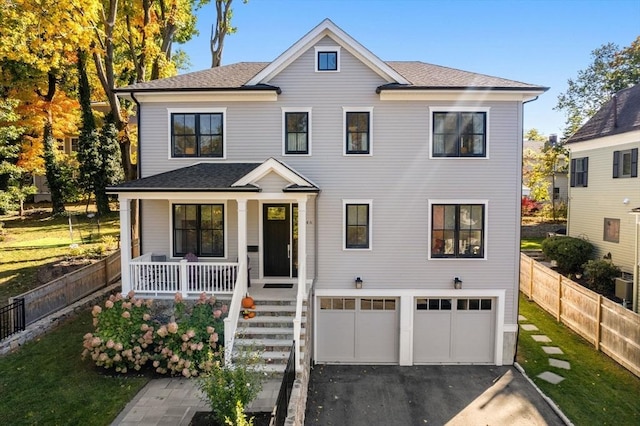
[82,292,155,373]
[152,293,227,377]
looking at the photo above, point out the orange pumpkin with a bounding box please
[251,305,256,310]
[248,311,256,318]
[242,295,254,309]
[243,315,249,319]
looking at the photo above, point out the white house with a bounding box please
[566,84,640,312]
[108,19,547,369]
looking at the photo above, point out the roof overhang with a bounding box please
[377,87,548,102]
[566,129,640,153]
[232,157,319,189]
[115,87,279,103]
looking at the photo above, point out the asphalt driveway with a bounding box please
[305,365,567,426]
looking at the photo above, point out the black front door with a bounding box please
[263,204,291,277]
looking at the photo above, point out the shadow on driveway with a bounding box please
[305,365,566,425]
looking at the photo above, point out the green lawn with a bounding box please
[521,237,545,250]
[517,293,640,425]
[0,205,120,306]
[0,309,149,425]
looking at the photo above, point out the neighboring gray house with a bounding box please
[108,19,547,369]
[566,83,640,312]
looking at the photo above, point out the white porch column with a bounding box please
[119,197,132,295]
[297,197,308,296]
[237,199,248,292]
[398,295,414,365]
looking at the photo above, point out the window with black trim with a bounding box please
[570,157,588,187]
[433,111,486,157]
[173,204,224,257]
[431,204,484,258]
[285,112,309,154]
[346,112,370,154]
[317,51,337,71]
[345,203,370,249]
[171,113,223,157]
[613,148,638,178]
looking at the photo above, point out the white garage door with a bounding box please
[413,297,495,364]
[316,297,399,363]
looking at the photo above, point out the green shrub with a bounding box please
[225,401,255,426]
[540,202,567,220]
[582,259,621,294]
[198,347,264,423]
[541,236,593,273]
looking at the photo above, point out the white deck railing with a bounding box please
[223,267,247,366]
[129,255,238,298]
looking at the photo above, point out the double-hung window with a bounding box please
[570,157,589,187]
[613,148,638,178]
[173,204,224,257]
[431,109,487,157]
[171,112,224,158]
[344,201,371,249]
[283,109,311,155]
[344,107,373,155]
[431,203,485,258]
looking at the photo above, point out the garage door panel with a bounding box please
[357,311,398,362]
[317,299,356,362]
[414,312,452,363]
[454,312,494,362]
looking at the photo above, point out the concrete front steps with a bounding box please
[233,296,306,374]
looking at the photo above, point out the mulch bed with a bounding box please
[190,411,272,426]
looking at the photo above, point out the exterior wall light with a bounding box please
[355,277,363,289]
[454,277,463,289]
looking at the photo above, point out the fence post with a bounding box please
[529,257,534,299]
[557,275,562,322]
[180,259,188,298]
[595,295,602,350]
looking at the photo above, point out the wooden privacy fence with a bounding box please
[520,253,640,377]
[9,250,122,326]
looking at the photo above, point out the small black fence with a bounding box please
[0,298,26,341]
[272,343,296,426]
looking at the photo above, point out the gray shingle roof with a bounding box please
[566,84,640,144]
[116,61,546,92]
[107,163,262,192]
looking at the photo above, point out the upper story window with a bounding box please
[430,108,488,157]
[344,200,372,250]
[344,108,373,155]
[613,148,638,178]
[570,157,588,187]
[70,137,79,152]
[171,112,224,158]
[283,108,311,155]
[173,204,225,257]
[315,46,341,72]
[431,203,485,259]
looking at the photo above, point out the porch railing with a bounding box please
[129,255,238,298]
[223,267,247,366]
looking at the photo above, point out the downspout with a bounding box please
[130,91,143,256]
[515,95,540,362]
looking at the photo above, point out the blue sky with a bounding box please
[180,0,640,137]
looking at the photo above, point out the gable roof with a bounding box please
[106,160,320,193]
[566,84,640,144]
[115,20,546,94]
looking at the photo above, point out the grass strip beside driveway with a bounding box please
[0,309,149,425]
[517,293,640,425]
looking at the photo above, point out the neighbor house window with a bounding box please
[344,108,373,154]
[570,157,588,187]
[171,112,224,157]
[613,148,638,178]
[315,46,340,72]
[70,137,79,152]
[431,203,485,258]
[603,218,620,243]
[344,200,371,249]
[431,109,487,157]
[173,204,224,257]
[283,109,311,155]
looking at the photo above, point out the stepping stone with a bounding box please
[542,346,564,355]
[537,371,565,384]
[549,358,571,370]
[520,324,539,331]
[531,335,551,343]
[518,315,527,322]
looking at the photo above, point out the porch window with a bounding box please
[344,201,371,249]
[344,110,372,155]
[570,157,588,187]
[432,110,487,157]
[171,113,223,157]
[431,203,485,258]
[173,204,224,257]
[284,111,310,154]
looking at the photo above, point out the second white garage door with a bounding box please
[413,297,495,364]
[316,297,399,364]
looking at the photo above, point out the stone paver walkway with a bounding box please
[518,314,572,386]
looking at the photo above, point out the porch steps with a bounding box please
[233,297,307,374]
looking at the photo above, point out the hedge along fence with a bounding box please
[8,241,138,326]
[520,253,640,378]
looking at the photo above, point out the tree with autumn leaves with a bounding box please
[0,0,220,215]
